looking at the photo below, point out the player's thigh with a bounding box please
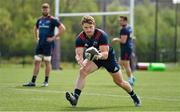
[80,59,98,75]
[43,45,52,56]
[121,60,130,65]
[119,57,124,68]
[121,60,130,68]
[110,70,124,83]
[35,45,43,56]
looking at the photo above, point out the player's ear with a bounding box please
[93,23,96,27]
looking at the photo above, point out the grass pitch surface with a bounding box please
[0,64,180,111]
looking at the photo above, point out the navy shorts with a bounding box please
[121,49,132,60]
[93,55,120,73]
[35,44,53,56]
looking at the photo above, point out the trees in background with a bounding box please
[0,0,179,62]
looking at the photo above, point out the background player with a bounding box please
[112,16,135,86]
[23,3,65,87]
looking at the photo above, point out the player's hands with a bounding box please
[111,38,121,43]
[77,58,84,67]
[47,36,59,42]
[93,53,103,60]
[85,47,100,61]
[47,37,54,42]
[35,38,39,43]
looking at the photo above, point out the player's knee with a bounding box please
[34,55,43,61]
[44,56,51,62]
[44,61,51,67]
[125,66,131,72]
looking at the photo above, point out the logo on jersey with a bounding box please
[93,41,98,46]
[39,25,49,28]
[46,20,50,24]
[39,20,50,29]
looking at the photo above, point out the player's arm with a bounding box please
[34,19,40,43]
[47,19,66,42]
[98,45,109,60]
[111,35,127,44]
[111,37,120,43]
[75,47,84,67]
[112,29,128,44]
[75,36,85,66]
[34,25,39,43]
[53,23,66,39]
[95,32,109,60]
[120,35,128,43]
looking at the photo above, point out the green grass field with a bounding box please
[0,64,180,111]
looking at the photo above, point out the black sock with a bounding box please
[74,89,81,100]
[129,90,139,102]
[31,76,37,83]
[45,76,49,83]
[129,90,135,96]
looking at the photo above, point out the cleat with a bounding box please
[132,95,141,107]
[41,82,48,87]
[65,92,77,106]
[134,101,141,107]
[128,77,136,86]
[23,82,36,87]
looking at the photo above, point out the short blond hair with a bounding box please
[42,3,50,8]
[81,15,95,25]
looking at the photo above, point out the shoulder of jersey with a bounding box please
[96,28,104,33]
[123,27,128,30]
[77,31,84,39]
[38,16,43,20]
[77,29,105,40]
[96,28,107,35]
[47,15,56,20]
[38,15,55,20]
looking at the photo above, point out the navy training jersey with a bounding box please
[119,25,133,49]
[36,15,61,46]
[75,28,115,60]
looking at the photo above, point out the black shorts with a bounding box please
[93,54,120,73]
[35,44,53,56]
[121,49,132,60]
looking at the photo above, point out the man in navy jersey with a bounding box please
[23,3,65,87]
[65,15,141,107]
[112,16,136,86]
